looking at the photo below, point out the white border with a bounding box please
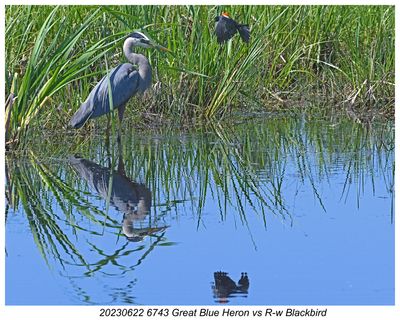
[1,1,398,320]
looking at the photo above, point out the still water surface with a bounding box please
[5,115,394,305]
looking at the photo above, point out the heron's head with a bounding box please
[127,31,169,52]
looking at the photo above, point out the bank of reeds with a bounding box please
[5,5,394,149]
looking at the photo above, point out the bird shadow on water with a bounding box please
[212,271,250,304]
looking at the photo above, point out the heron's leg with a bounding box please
[105,130,112,166]
[117,153,126,176]
[117,119,125,175]
[117,105,126,146]
[103,115,112,165]
[106,114,111,136]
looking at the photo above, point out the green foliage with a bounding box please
[5,5,395,148]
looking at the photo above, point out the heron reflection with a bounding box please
[68,155,167,242]
[212,271,249,303]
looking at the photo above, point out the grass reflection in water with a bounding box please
[5,115,394,304]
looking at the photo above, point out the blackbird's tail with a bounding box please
[237,24,250,43]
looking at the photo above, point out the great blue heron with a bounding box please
[215,12,250,44]
[69,31,169,138]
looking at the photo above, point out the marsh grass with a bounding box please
[5,5,395,148]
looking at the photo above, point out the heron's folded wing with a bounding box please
[91,64,140,118]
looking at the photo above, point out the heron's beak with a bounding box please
[154,43,171,52]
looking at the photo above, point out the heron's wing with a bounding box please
[90,63,140,118]
[215,17,238,43]
[69,64,140,128]
[68,156,110,194]
[69,155,151,215]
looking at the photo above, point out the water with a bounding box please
[5,115,394,305]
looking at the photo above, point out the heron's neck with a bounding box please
[123,38,152,92]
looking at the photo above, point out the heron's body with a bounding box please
[69,32,165,130]
[215,12,250,44]
[70,63,142,128]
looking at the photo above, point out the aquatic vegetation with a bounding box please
[5,6,122,149]
[5,5,394,149]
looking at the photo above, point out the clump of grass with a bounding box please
[5,5,394,149]
[5,6,123,149]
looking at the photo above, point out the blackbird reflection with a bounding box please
[69,155,167,242]
[212,271,249,303]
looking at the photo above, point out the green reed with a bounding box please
[5,5,394,149]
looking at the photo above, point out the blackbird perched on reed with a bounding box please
[215,12,250,44]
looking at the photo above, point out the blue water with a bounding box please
[5,118,394,305]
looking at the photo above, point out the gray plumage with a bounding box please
[68,155,167,242]
[70,32,166,129]
[68,155,151,217]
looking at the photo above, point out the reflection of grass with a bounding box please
[133,117,393,218]
[5,114,394,300]
[6,149,175,302]
[5,152,122,270]
[76,231,168,277]
[7,156,87,268]
[9,114,394,225]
